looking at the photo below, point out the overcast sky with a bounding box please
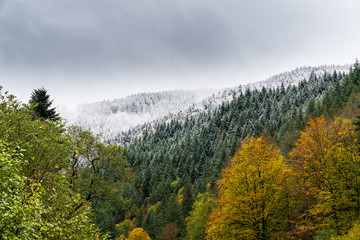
[0,0,359,109]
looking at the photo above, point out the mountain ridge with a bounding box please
[61,64,350,143]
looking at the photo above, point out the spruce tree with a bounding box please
[29,87,59,120]
[305,97,316,118]
[162,194,184,233]
[182,180,194,217]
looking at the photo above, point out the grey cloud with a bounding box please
[1,0,358,75]
[0,0,239,73]
[0,0,359,108]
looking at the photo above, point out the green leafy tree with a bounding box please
[331,223,360,240]
[0,141,104,239]
[186,193,216,240]
[69,126,131,237]
[0,141,46,239]
[0,88,107,239]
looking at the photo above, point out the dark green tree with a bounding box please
[142,167,152,199]
[144,206,162,239]
[182,180,194,217]
[29,87,59,120]
[162,194,184,233]
[306,97,316,118]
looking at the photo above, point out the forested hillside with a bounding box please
[126,68,348,199]
[120,65,349,145]
[62,65,349,144]
[62,90,216,141]
[1,62,360,240]
[119,62,360,239]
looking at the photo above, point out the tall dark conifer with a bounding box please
[29,87,59,120]
[181,179,194,217]
[305,97,316,118]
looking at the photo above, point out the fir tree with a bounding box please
[305,97,316,118]
[29,87,59,120]
[182,180,194,217]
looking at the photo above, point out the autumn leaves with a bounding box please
[206,137,287,239]
[289,117,360,237]
[204,116,360,239]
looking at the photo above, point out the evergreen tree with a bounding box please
[306,97,316,118]
[144,206,161,239]
[162,194,184,234]
[354,106,360,132]
[181,180,194,217]
[29,87,59,120]
[142,167,152,198]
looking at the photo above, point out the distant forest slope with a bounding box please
[114,62,360,239]
[62,65,349,143]
[61,89,216,139]
[127,67,349,194]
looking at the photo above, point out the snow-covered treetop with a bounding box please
[61,64,349,143]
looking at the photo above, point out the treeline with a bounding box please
[127,68,348,199]
[0,88,132,239]
[117,61,360,239]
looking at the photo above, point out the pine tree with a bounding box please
[29,87,59,120]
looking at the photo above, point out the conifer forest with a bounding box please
[2,61,360,239]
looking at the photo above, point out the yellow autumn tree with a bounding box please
[126,228,151,240]
[290,116,360,234]
[206,137,291,240]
